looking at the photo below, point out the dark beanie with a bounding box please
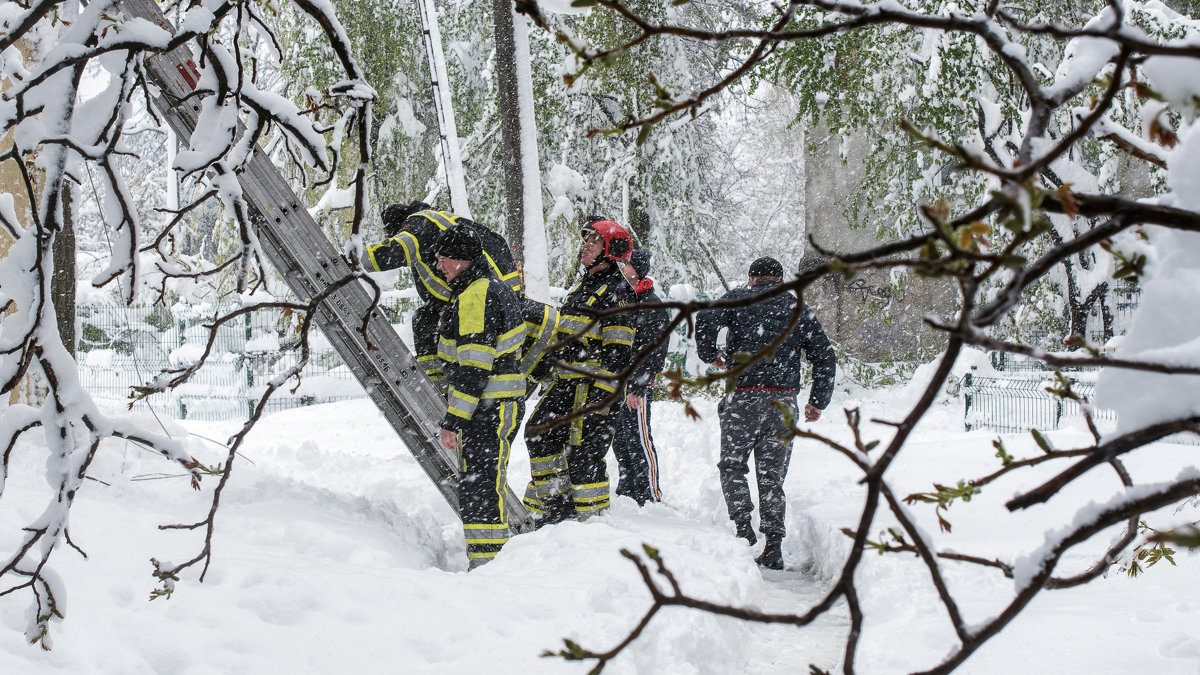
[630,248,652,278]
[434,225,482,261]
[748,256,783,278]
[382,201,430,236]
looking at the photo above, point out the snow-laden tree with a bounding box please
[766,0,1187,348]
[0,0,374,647]
[531,1,1200,672]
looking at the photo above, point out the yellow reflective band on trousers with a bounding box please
[573,478,610,516]
[494,400,518,521]
[464,524,510,546]
[569,383,588,446]
[521,489,545,514]
[529,451,566,478]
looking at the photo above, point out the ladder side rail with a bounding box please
[119,0,533,533]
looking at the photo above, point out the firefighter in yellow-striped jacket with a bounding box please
[523,218,636,526]
[367,202,521,390]
[432,225,527,570]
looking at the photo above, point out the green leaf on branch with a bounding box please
[903,480,980,532]
[1030,428,1055,454]
[1148,525,1200,549]
[993,438,1013,466]
[543,638,593,661]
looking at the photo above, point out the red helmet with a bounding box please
[580,218,632,262]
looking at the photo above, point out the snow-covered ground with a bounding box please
[2,383,1198,674]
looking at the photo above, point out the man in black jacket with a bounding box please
[611,248,669,505]
[432,225,527,570]
[522,218,637,525]
[696,256,836,570]
[366,202,520,389]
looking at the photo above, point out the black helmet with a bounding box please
[381,201,431,237]
[434,224,482,262]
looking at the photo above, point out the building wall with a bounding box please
[801,123,954,362]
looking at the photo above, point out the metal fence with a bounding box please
[76,297,699,421]
[962,372,1115,433]
[76,303,396,420]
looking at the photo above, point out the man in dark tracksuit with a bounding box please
[523,218,636,525]
[696,256,836,570]
[366,202,520,389]
[432,225,527,570]
[611,248,669,505]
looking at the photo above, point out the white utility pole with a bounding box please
[417,0,471,217]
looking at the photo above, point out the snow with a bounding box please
[540,0,592,16]
[2,385,1197,673]
[512,10,551,304]
[1096,119,1200,431]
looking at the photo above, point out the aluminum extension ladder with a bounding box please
[116,0,534,534]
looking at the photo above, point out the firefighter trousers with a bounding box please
[523,380,616,524]
[717,389,797,539]
[612,399,661,505]
[455,398,524,569]
[414,301,445,386]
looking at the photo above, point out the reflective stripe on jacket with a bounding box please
[550,265,636,394]
[438,260,527,431]
[366,210,521,304]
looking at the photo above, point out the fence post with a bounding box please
[963,367,975,431]
[244,313,255,418]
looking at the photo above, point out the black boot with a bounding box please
[537,493,577,527]
[734,522,757,546]
[755,534,784,570]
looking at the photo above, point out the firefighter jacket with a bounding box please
[551,264,637,402]
[437,259,527,432]
[696,280,836,410]
[366,209,521,305]
[519,297,559,383]
[626,284,671,398]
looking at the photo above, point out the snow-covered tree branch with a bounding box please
[535,0,1200,672]
[0,0,374,646]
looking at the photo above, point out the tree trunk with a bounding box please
[492,0,525,260]
[53,185,77,358]
[491,0,549,301]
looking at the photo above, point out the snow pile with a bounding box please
[1096,120,1200,431]
[2,389,1198,673]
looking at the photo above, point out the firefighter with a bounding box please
[695,256,836,570]
[522,218,637,525]
[611,248,669,505]
[366,202,521,389]
[432,224,527,570]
